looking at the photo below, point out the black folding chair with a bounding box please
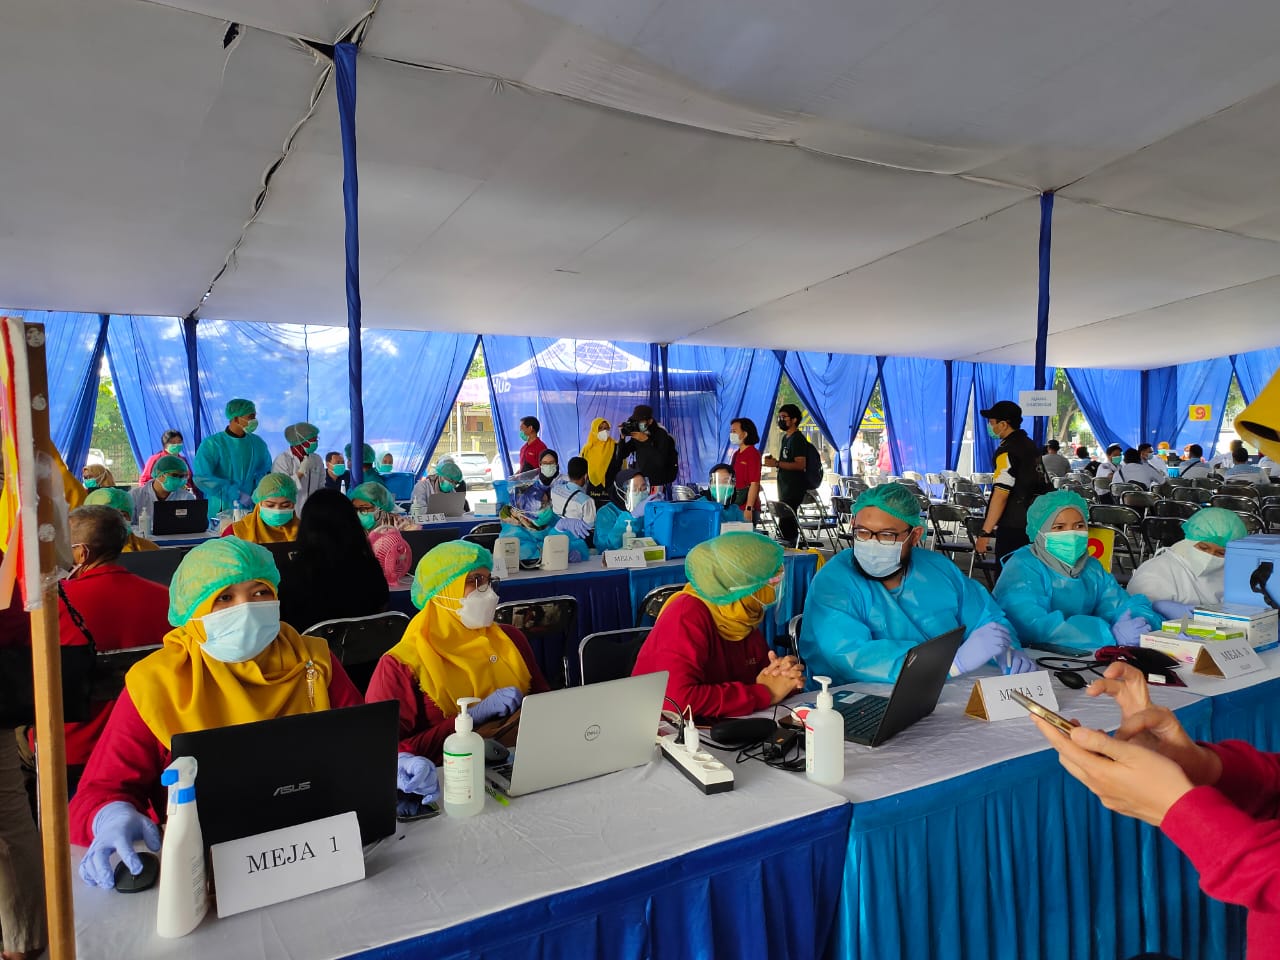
[494,595,578,688]
[929,503,975,569]
[831,496,855,547]
[786,614,803,661]
[962,516,1000,587]
[1211,495,1261,516]
[1141,516,1185,554]
[797,491,840,551]
[1172,486,1212,505]
[1235,512,1264,535]
[579,628,651,685]
[1152,499,1198,520]
[1264,504,1280,533]
[636,583,683,627]
[1120,491,1158,516]
[303,611,412,693]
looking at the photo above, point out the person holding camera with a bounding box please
[618,405,678,487]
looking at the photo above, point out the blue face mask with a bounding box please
[200,600,280,663]
[1043,530,1088,566]
[853,538,907,579]
[438,480,455,493]
[377,463,393,475]
[331,463,347,477]
[259,506,294,528]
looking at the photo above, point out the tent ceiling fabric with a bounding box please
[4,0,1280,366]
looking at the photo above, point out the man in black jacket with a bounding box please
[618,405,679,487]
[975,400,1051,568]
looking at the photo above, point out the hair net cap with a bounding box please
[152,454,188,477]
[411,540,491,609]
[169,537,280,626]
[225,398,255,420]
[284,422,318,445]
[435,459,463,484]
[253,472,298,504]
[344,442,376,464]
[348,481,394,513]
[1182,507,1248,548]
[1025,489,1090,536]
[852,483,924,529]
[85,487,133,518]
[685,532,784,606]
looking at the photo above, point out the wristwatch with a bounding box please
[980,528,996,538]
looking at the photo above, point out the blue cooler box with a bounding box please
[644,500,722,559]
[1224,534,1280,610]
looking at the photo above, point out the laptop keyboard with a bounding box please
[833,694,890,743]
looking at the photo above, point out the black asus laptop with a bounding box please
[151,498,209,535]
[169,700,398,847]
[115,546,191,586]
[832,627,965,747]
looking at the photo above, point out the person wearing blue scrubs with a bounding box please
[800,483,1033,684]
[993,490,1160,653]
[704,464,746,522]
[192,398,272,517]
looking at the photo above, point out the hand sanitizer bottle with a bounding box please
[156,756,207,938]
[805,676,844,786]
[622,519,636,549]
[137,508,150,538]
[443,697,485,818]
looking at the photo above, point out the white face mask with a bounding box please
[853,539,907,579]
[596,430,610,443]
[457,586,500,629]
[1176,540,1224,578]
[541,464,558,479]
[200,600,280,663]
[729,432,741,446]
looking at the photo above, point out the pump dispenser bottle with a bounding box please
[156,756,207,938]
[805,676,844,786]
[622,519,636,549]
[443,697,485,818]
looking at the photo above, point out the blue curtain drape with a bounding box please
[5,310,110,472]
[1233,348,1280,404]
[946,361,975,471]
[973,364,1056,468]
[782,352,879,474]
[1065,368,1142,450]
[880,356,961,475]
[1142,359,1234,451]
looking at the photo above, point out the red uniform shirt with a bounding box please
[731,445,762,490]
[631,592,772,720]
[364,628,547,765]
[518,436,548,474]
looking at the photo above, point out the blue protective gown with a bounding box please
[594,502,648,552]
[993,545,1160,653]
[499,510,588,563]
[799,548,1012,684]
[192,430,272,517]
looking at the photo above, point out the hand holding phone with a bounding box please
[1009,689,1074,736]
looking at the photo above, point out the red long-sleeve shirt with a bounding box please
[631,592,772,720]
[364,628,547,765]
[1162,740,1280,958]
[68,660,362,845]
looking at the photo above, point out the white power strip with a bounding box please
[658,735,734,794]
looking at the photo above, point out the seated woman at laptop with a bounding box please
[130,453,195,522]
[366,541,549,764]
[84,488,158,552]
[69,537,366,888]
[220,472,300,543]
[632,532,802,719]
[349,480,420,533]
[994,490,1160,654]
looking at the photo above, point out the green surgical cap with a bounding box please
[253,472,298,504]
[411,540,491,609]
[284,421,318,445]
[225,398,255,420]
[168,536,280,627]
[152,454,188,477]
[348,481,394,512]
[436,459,463,484]
[1182,507,1248,548]
[85,487,133,519]
[344,443,376,464]
[1025,489,1089,536]
[685,532,784,606]
[852,483,925,528]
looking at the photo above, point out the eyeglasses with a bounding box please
[465,573,500,591]
[849,525,912,545]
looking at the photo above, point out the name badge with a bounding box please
[1192,637,1267,679]
[602,548,648,569]
[210,811,364,918]
[965,670,1059,722]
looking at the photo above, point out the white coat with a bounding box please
[1127,541,1224,608]
[270,450,327,512]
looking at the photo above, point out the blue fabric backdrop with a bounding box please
[973,364,1055,468]
[880,356,968,475]
[1143,359,1234,452]
[1065,368,1141,450]
[782,352,879,474]
[1233,348,1280,404]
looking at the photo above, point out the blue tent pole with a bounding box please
[1034,192,1054,448]
[335,42,365,487]
[182,314,202,449]
[945,359,954,471]
[1140,369,1151,447]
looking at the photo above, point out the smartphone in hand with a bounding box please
[1009,689,1074,736]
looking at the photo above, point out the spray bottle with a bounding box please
[156,756,207,938]
[804,676,844,786]
[443,697,485,818]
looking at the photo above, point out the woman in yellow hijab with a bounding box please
[579,417,619,505]
[632,532,804,719]
[68,537,366,888]
[84,487,158,552]
[366,541,549,764]
[220,472,300,543]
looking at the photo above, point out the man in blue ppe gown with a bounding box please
[192,398,272,517]
[800,483,1034,684]
[993,489,1160,653]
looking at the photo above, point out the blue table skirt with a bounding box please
[346,803,852,960]
[832,698,1243,960]
[1207,674,1280,749]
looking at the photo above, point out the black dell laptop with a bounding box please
[169,700,398,847]
[151,498,209,535]
[831,627,965,747]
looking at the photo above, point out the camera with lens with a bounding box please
[619,419,640,435]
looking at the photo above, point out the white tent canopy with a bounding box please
[4,0,1280,367]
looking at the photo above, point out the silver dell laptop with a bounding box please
[485,671,668,797]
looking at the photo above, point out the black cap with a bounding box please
[979,400,1022,423]
[631,404,653,420]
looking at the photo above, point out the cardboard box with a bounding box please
[1160,620,1247,642]
[1191,604,1279,652]
[1141,632,1204,666]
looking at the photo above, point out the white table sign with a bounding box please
[211,811,364,918]
[965,670,1059,722]
[603,548,648,569]
[419,513,447,524]
[1192,637,1267,679]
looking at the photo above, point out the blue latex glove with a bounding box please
[79,801,162,888]
[1111,612,1148,647]
[951,622,1014,675]
[396,752,438,800]
[1152,599,1195,621]
[471,686,523,724]
[556,517,592,540]
[1005,649,1037,675]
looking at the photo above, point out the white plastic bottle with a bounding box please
[805,676,845,786]
[156,756,207,938]
[442,697,485,818]
[622,519,636,549]
[137,508,150,538]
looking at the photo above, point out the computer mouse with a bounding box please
[113,851,159,893]
[484,738,510,765]
[1055,671,1087,690]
